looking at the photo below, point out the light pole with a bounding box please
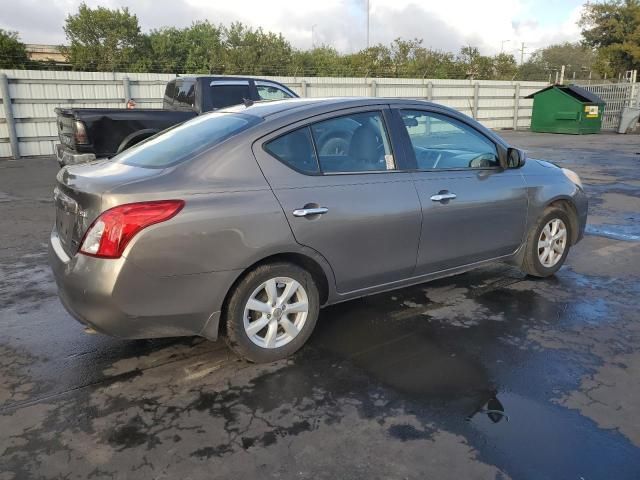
[311,24,317,49]
[501,39,510,53]
[366,0,370,49]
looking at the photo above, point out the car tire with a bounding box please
[224,262,320,363]
[521,207,573,278]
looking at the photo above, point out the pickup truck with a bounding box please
[55,76,298,166]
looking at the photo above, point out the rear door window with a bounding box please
[114,112,262,168]
[208,82,252,110]
[310,111,394,173]
[264,111,395,175]
[264,128,319,174]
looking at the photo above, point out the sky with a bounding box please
[0,0,587,57]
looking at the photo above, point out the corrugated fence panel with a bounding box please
[1,69,549,159]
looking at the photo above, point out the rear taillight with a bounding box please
[74,120,89,144]
[79,200,184,259]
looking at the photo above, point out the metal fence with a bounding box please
[579,82,640,130]
[0,70,550,159]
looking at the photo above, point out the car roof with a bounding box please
[219,97,448,119]
[174,75,288,83]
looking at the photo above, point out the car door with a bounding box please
[394,107,529,275]
[253,107,422,293]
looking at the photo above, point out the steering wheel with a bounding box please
[415,147,442,168]
[467,153,497,169]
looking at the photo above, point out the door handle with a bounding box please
[293,207,329,217]
[430,193,457,202]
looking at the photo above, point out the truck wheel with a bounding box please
[521,207,573,277]
[224,262,319,363]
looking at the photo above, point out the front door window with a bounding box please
[400,110,499,170]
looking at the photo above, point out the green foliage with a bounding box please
[492,53,519,80]
[222,22,292,75]
[59,3,524,79]
[148,22,223,73]
[0,29,29,69]
[291,46,343,76]
[63,3,146,71]
[520,42,599,81]
[580,0,640,76]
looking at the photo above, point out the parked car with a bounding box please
[54,76,297,166]
[49,98,588,363]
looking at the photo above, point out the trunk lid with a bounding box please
[55,108,76,150]
[54,160,165,256]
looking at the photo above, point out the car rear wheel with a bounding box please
[224,262,320,363]
[521,207,573,277]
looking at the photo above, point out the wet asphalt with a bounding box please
[1,131,640,479]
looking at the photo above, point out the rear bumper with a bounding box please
[48,228,238,340]
[55,144,96,167]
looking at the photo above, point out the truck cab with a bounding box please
[165,77,297,113]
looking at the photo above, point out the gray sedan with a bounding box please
[49,98,588,362]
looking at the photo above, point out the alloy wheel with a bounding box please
[243,277,309,349]
[537,218,567,268]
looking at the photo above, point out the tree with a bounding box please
[580,0,640,76]
[63,3,146,71]
[291,46,343,76]
[492,53,518,80]
[343,44,393,77]
[520,42,599,81]
[148,22,223,73]
[457,46,494,79]
[222,22,293,75]
[0,29,29,69]
[413,49,463,79]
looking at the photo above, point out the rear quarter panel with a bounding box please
[109,140,307,278]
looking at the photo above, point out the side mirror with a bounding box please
[506,147,526,168]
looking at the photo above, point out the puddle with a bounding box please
[586,224,640,242]
[467,392,640,479]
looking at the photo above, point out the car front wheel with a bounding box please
[521,207,573,277]
[224,262,320,363]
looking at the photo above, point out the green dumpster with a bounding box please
[526,85,605,134]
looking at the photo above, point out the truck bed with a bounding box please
[55,107,197,159]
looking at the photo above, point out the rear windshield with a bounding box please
[114,112,261,168]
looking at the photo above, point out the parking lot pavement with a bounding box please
[1,131,640,479]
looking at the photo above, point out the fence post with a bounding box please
[122,76,132,104]
[370,79,377,97]
[513,83,520,131]
[472,82,480,119]
[0,73,19,160]
[427,81,433,101]
[301,79,308,97]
